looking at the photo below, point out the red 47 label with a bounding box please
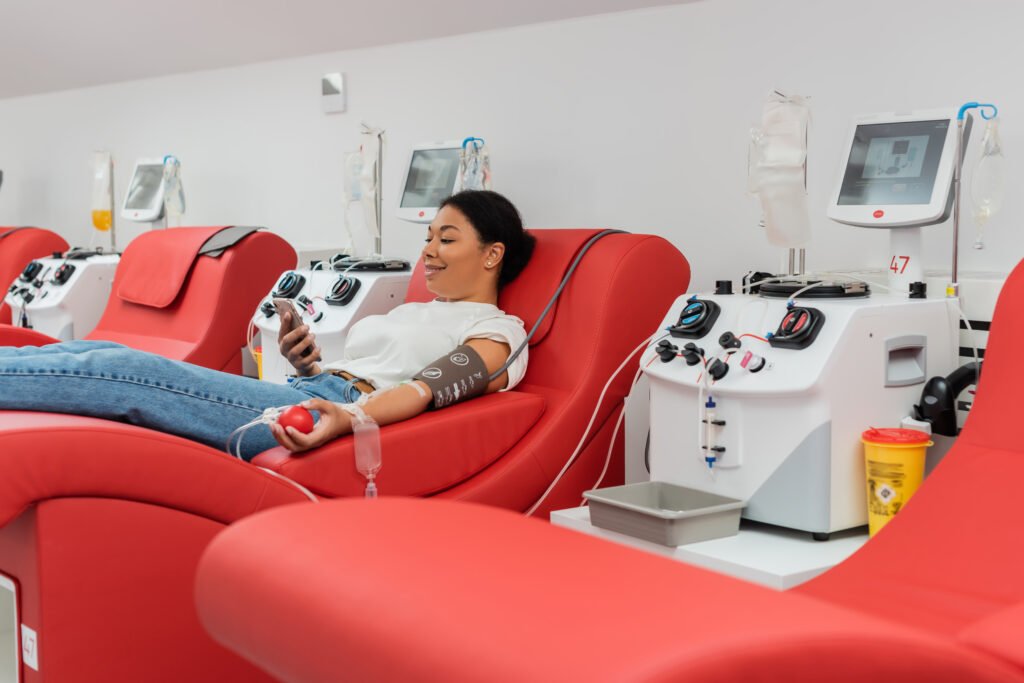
[890,255,910,274]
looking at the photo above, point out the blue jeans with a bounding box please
[0,341,363,460]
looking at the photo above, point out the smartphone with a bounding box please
[272,298,314,358]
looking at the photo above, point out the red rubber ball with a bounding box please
[277,406,315,434]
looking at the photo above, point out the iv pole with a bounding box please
[948,101,998,298]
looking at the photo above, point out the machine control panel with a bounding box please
[19,262,42,283]
[669,298,720,339]
[52,263,76,285]
[3,253,119,340]
[326,275,361,306]
[272,272,306,299]
[253,266,412,384]
[769,306,825,350]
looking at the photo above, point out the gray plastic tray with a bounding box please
[583,482,745,547]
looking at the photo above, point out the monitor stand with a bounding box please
[887,227,923,295]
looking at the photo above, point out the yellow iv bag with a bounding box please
[91,210,112,232]
[92,151,114,233]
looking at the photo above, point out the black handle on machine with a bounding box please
[913,361,982,437]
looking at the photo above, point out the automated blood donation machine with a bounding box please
[253,257,411,383]
[634,107,970,539]
[4,248,119,340]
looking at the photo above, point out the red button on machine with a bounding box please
[873,209,885,218]
[418,210,425,217]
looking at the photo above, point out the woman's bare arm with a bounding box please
[270,338,513,453]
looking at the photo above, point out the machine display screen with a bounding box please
[400,148,461,208]
[124,164,164,210]
[837,119,949,205]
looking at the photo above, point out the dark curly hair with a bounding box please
[439,190,536,289]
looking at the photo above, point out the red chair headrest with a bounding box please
[405,229,608,346]
[116,226,256,309]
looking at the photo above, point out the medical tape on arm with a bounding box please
[413,344,489,409]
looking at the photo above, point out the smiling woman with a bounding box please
[274,190,537,451]
[0,190,537,460]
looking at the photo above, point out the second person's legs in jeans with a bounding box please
[0,341,362,460]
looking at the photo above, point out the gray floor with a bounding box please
[0,589,16,683]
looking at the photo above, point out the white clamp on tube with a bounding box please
[342,401,381,498]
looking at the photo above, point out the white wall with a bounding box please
[0,0,1021,290]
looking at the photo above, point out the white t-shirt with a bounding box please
[323,301,528,391]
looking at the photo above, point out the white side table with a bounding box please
[550,507,868,590]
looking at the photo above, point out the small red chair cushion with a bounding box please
[116,227,232,308]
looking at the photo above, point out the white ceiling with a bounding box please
[0,0,689,100]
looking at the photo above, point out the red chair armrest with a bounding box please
[959,601,1024,671]
[0,324,60,347]
[252,392,545,498]
[197,499,1019,683]
[0,411,311,527]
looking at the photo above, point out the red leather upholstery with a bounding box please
[0,229,688,681]
[197,499,1024,683]
[0,226,296,372]
[255,230,690,511]
[0,227,69,324]
[255,391,547,497]
[194,259,1024,681]
[0,412,307,683]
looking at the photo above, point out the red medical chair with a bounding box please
[0,227,69,325]
[0,225,296,373]
[0,229,688,682]
[195,258,1024,682]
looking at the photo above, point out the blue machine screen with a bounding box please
[837,119,949,206]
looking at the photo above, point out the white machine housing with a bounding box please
[397,141,463,224]
[642,292,958,536]
[254,264,411,384]
[4,251,119,341]
[122,158,166,222]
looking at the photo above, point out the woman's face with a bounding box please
[421,205,504,302]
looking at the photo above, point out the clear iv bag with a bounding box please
[343,150,363,202]
[969,117,1005,249]
[748,93,812,249]
[162,156,186,224]
[457,139,491,192]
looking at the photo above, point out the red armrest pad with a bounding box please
[253,391,546,497]
[0,412,311,526]
[959,602,1024,671]
[116,226,231,308]
[197,499,1022,683]
[0,325,60,347]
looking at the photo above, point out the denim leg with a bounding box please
[0,343,362,461]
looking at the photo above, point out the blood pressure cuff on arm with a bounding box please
[413,344,489,409]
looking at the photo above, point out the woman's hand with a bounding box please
[277,312,322,376]
[270,398,352,453]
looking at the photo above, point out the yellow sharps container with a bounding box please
[861,428,933,537]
